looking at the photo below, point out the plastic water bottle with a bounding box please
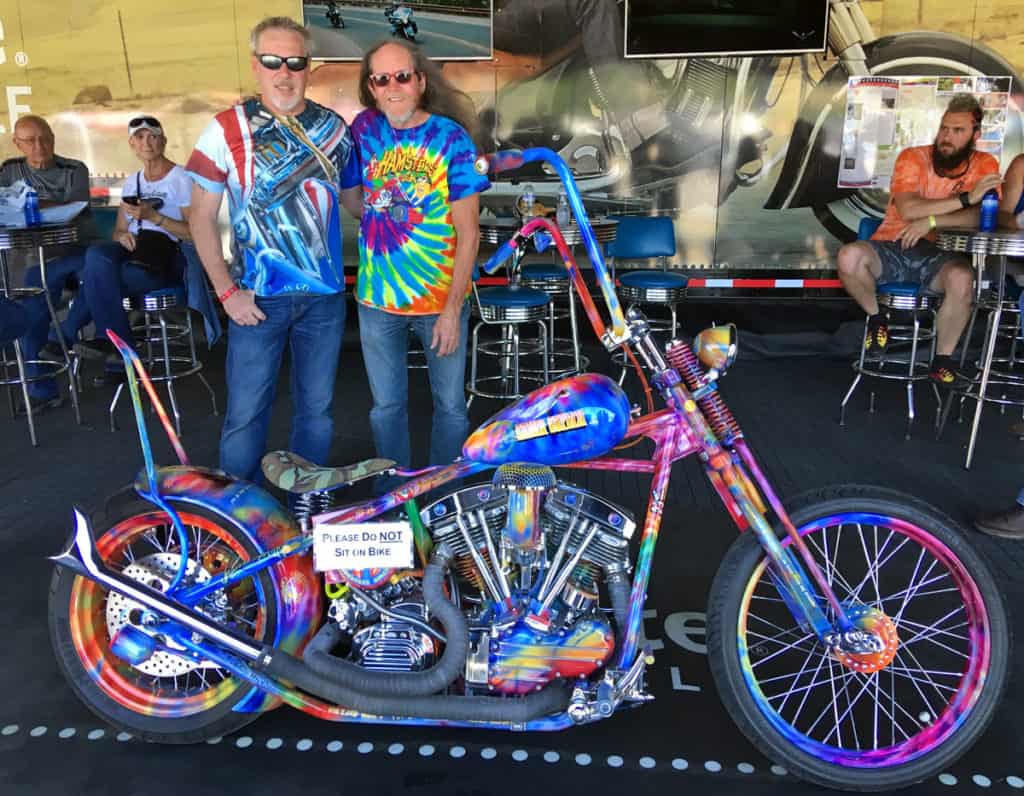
[24,187,41,227]
[556,191,571,229]
[516,183,536,219]
[979,189,999,232]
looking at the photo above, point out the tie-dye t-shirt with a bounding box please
[350,109,490,315]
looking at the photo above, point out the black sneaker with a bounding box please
[14,394,64,416]
[74,339,116,361]
[929,356,960,387]
[865,313,889,354]
[38,341,66,363]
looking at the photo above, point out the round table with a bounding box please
[0,221,83,444]
[477,215,619,248]
[935,227,1024,468]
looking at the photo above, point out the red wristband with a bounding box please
[218,285,240,303]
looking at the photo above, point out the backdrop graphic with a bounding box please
[0,0,1021,272]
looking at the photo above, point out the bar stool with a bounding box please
[839,282,941,439]
[109,285,217,434]
[466,281,550,406]
[520,262,588,378]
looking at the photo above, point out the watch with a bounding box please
[959,191,971,208]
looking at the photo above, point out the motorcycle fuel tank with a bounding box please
[463,374,630,466]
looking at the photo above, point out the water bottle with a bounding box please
[556,191,571,229]
[979,188,999,232]
[516,183,536,219]
[24,187,41,227]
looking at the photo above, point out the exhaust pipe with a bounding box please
[50,509,264,662]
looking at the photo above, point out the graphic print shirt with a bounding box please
[350,109,490,315]
[873,145,1000,242]
[121,165,192,242]
[186,98,361,297]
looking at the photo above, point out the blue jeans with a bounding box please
[0,297,29,343]
[21,251,86,399]
[80,240,184,361]
[220,292,346,483]
[357,302,470,472]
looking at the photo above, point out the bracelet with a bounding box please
[928,215,937,229]
[218,285,240,303]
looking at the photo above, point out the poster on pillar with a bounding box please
[0,0,1021,273]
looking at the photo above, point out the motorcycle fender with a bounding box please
[133,465,322,713]
[764,31,1023,211]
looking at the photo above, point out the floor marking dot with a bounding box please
[388,743,404,755]
[481,747,497,760]
[58,728,76,739]
[737,763,755,774]
[206,736,222,745]
[705,760,722,773]
[638,756,655,769]
[358,741,373,754]
[29,726,47,738]
[235,736,252,748]
[543,751,559,763]
[116,732,132,742]
[1007,776,1024,789]
[326,740,343,752]
[671,758,689,771]
[266,738,283,750]
[770,764,787,776]
[419,744,435,757]
[575,753,592,766]
[1,725,19,736]
[296,739,313,751]
[449,746,466,758]
[607,755,623,768]
[938,773,957,786]
[87,729,104,741]
[512,749,528,762]
[972,774,991,788]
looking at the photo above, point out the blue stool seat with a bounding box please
[877,281,922,298]
[521,263,567,281]
[477,286,551,308]
[619,270,689,289]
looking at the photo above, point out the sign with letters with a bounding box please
[312,521,414,573]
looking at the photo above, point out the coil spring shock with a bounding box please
[292,490,337,529]
[665,339,742,443]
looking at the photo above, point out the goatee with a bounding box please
[931,140,974,175]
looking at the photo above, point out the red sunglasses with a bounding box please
[369,70,418,88]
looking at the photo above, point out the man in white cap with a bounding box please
[72,115,194,383]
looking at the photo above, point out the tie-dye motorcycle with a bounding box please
[48,147,1008,791]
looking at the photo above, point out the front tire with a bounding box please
[707,485,1009,791]
[49,498,278,743]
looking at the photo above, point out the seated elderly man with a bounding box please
[0,114,94,412]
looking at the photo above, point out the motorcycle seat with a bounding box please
[261,451,396,494]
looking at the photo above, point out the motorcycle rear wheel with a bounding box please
[707,485,1009,791]
[48,498,278,743]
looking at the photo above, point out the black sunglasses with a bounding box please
[257,53,309,72]
[128,116,160,129]
[368,70,417,88]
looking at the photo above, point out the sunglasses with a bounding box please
[128,116,160,129]
[257,53,309,72]
[368,70,417,88]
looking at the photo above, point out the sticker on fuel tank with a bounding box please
[514,409,587,441]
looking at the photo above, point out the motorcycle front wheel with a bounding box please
[707,485,1009,791]
[48,498,278,743]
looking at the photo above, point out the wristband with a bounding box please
[218,285,240,303]
[928,215,937,229]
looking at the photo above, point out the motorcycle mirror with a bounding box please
[693,323,738,374]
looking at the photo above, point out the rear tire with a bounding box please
[49,498,278,743]
[707,485,1009,791]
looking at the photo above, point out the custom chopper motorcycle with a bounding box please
[483,0,1024,241]
[49,149,1008,791]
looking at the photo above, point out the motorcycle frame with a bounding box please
[90,146,859,728]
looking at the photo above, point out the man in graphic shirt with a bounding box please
[836,93,1001,386]
[187,16,362,482]
[352,40,489,480]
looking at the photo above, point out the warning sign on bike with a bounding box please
[311,521,414,572]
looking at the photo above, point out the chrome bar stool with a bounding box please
[520,262,588,378]
[109,286,217,434]
[839,282,941,440]
[466,281,550,406]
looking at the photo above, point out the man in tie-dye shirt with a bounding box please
[351,40,489,481]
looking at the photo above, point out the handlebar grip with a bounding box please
[481,238,519,275]
[475,151,525,177]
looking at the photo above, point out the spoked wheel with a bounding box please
[707,485,1009,791]
[49,499,277,743]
